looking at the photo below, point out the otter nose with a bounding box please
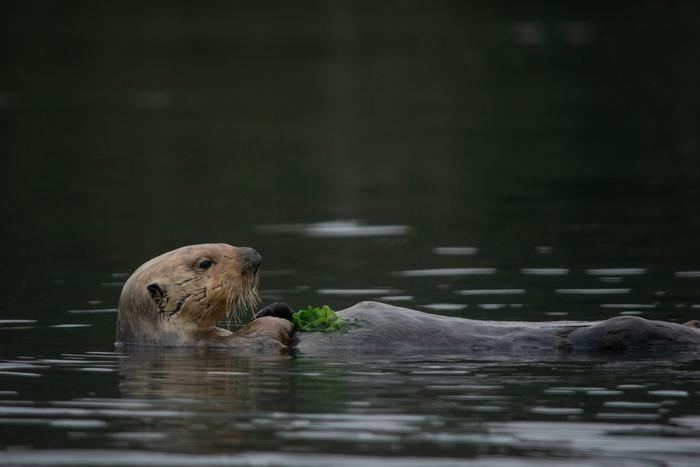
[237,247,262,275]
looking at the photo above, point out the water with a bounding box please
[2,1,700,465]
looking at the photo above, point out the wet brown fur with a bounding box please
[116,243,292,350]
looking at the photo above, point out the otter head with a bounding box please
[116,243,261,346]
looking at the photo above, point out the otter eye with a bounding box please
[198,259,213,270]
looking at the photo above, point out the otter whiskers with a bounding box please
[223,275,260,330]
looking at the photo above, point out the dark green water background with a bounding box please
[2,1,700,465]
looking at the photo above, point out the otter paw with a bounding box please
[243,317,294,346]
[254,302,294,322]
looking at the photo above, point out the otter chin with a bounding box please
[116,243,293,351]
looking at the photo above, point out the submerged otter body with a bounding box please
[295,301,700,355]
[116,244,700,355]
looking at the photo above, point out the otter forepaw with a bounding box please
[254,302,294,322]
[243,317,295,346]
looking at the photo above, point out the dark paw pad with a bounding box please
[254,302,294,322]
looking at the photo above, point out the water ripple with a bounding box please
[394,268,497,277]
[456,289,526,296]
[433,247,479,256]
[555,288,630,295]
[256,220,410,238]
[520,268,569,275]
[586,268,647,276]
[0,450,638,467]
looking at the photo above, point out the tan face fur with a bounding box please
[116,243,261,346]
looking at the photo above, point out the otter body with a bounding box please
[295,301,700,355]
[116,244,700,355]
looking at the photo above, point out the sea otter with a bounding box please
[116,243,293,352]
[116,243,700,355]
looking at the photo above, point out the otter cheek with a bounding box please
[159,292,188,316]
[175,298,198,321]
[177,288,211,323]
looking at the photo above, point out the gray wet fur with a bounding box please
[294,301,700,355]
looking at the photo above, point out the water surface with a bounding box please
[2,1,700,465]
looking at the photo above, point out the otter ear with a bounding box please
[147,282,165,306]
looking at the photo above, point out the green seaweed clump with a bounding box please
[292,305,353,332]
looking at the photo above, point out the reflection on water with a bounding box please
[2,350,700,465]
[2,0,700,465]
[256,220,411,238]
